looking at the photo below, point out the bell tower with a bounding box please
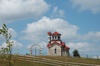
[47,31,62,44]
[47,31,70,56]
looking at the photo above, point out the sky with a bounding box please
[0,0,100,57]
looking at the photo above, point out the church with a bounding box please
[47,31,70,56]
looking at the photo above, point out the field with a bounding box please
[0,58,51,66]
[0,55,100,66]
[0,55,52,66]
[38,56,100,65]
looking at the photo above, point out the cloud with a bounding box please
[27,42,47,49]
[51,6,65,18]
[9,28,17,38]
[22,16,100,42]
[67,42,93,53]
[0,39,23,54]
[67,42,90,50]
[0,0,49,23]
[70,0,100,14]
[22,16,79,43]
[83,32,100,41]
[1,40,23,49]
[67,42,100,55]
[0,27,17,42]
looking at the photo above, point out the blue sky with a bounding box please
[0,0,100,57]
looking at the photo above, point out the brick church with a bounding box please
[47,31,70,56]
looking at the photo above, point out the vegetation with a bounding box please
[38,56,100,65]
[0,24,17,66]
[0,55,52,66]
[73,49,80,57]
[0,60,51,66]
[0,55,100,66]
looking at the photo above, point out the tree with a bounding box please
[0,24,17,66]
[73,49,80,57]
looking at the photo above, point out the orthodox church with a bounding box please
[47,31,70,56]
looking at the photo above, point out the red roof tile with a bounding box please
[52,31,61,35]
[47,31,51,35]
[47,42,70,50]
[47,43,51,47]
[65,46,70,49]
[61,42,65,46]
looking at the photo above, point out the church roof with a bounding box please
[61,42,65,46]
[47,31,61,35]
[47,43,51,47]
[47,42,70,50]
[52,31,61,35]
[47,31,51,35]
[65,46,70,49]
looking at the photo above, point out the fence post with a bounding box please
[97,55,98,60]
[87,55,88,59]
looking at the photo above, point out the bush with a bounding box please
[73,49,80,57]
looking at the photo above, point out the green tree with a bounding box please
[73,49,80,57]
[0,24,17,66]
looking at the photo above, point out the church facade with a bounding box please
[47,31,70,56]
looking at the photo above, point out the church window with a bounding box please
[52,36,54,40]
[55,48,57,54]
[58,36,60,40]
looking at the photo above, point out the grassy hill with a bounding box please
[0,58,51,66]
[38,56,100,65]
[0,55,100,66]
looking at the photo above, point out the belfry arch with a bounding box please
[29,44,42,56]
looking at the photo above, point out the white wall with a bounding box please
[48,44,61,56]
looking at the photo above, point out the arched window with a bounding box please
[58,36,60,40]
[55,48,57,54]
[52,36,54,40]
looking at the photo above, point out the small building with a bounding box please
[47,31,70,56]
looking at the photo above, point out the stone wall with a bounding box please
[48,44,61,56]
